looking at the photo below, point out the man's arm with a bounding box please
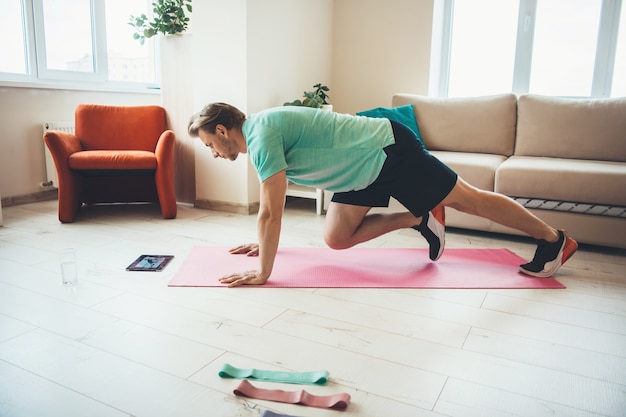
[219,170,287,287]
[256,169,287,281]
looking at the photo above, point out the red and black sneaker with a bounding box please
[413,205,446,261]
[519,229,578,278]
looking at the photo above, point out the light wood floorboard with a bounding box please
[0,199,624,417]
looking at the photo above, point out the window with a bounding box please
[105,0,157,83]
[432,0,624,98]
[0,0,29,75]
[612,0,626,96]
[527,0,602,96]
[447,0,519,97]
[0,0,158,89]
[35,0,102,81]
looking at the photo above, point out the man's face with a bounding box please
[198,126,239,161]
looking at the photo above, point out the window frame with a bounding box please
[431,0,623,98]
[0,0,160,93]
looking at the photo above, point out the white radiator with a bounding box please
[42,121,74,188]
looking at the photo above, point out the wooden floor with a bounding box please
[0,198,624,417]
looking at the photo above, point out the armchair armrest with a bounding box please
[154,129,177,219]
[154,130,176,165]
[43,131,84,223]
[44,131,83,164]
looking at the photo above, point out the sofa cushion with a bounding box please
[69,150,157,170]
[515,95,626,162]
[496,156,626,207]
[392,93,516,156]
[430,151,507,191]
[357,104,423,144]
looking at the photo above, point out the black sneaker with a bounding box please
[413,205,445,261]
[519,229,578,278]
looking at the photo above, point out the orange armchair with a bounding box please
[44,104,177,223]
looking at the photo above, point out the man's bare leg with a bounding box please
[439,178,560,242]
[324,177,559,247]
[324,177,575,276]
[436,178,578,277]
[324,176,558,246]
[324,203,422,249]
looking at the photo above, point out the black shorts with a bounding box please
[331,121,458,217]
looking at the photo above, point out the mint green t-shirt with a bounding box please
[242,106,395,192]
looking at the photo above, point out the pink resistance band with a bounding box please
[233,380,351,410]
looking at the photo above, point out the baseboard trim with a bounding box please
[194,198,259,215]
[1,188,58,208]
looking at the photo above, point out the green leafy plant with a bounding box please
[284,83,331,108]
[129,0,192,45]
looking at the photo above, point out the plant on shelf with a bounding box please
[284,83,331,108]
[129,0,193,45]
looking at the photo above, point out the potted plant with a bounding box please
[284,83,332,110]
[129,0,192,45]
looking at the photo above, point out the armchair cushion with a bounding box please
[69,151,157,170]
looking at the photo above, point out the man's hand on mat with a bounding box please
[229,243,259,256]
[219,270,268,287]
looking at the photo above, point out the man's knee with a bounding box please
[442,179,485,214]
[323,230,352,250]
[323,202,369,250]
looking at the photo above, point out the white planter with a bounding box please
[160,33,195,203]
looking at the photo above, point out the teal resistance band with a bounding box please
[218,363,329,385]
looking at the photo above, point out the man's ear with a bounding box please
[215,124,227,136]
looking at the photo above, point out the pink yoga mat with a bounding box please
[168,246,565,289]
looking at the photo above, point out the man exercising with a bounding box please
[188,103,577,287]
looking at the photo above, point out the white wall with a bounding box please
[192,0,252,210]
[246,0,333,205]
[247,0,333,112]
[192,0,333,211]
[332,0,434,114]
[0,0,434,207]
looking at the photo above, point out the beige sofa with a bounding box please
[390,93,626,249]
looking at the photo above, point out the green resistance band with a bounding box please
[218,363,329,385]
